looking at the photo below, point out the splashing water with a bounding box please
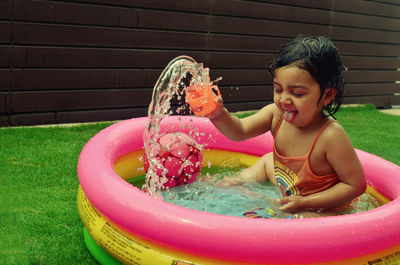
[143,56,219,198]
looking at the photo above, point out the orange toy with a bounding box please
[185,83,221,116]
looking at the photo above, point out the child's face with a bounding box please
[273,65,333,128]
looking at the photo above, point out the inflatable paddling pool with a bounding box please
[77,116,400,265]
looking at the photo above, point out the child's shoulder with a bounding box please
[255,103,282,121]
[264,104,283,131]
[319,119,351,145]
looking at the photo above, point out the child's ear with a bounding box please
[322,87,337,105]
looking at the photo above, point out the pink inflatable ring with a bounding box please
[77,116,400,265]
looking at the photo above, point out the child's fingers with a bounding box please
[278,202,294,211]
[215,177,243,187]
[277,196,303,211]
[215,96,223,105]
[277,197,291,211]
[206,96,224,119]
[277,197,291,204]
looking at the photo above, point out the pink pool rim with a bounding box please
[78,116,400,264]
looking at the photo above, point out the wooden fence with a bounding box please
[1,0,399,126]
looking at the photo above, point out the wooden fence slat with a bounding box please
[8,46,399,71]
[191,84,400,104]
[210,16,329,38]
[8,46,208,69]
[65,0,212,14]
[345,83,400,97]
[207,52,275,69]
[343,56,400,70]
[212,0,400,32]
[210,54,399,71]
[343,95,392,108]
[5,69,270,91]
[211,15,400,45]
[13,0,210,32]
[391,94,400,105]
[330,11,400,32]
[4,69,399,92]
[9,112,57,126]
[335,41,400,57]
[220,85,273,102]
[0,22,11,44]
[7,108,145,126]
[13,23,208,50]
[55,108,149,124]
[215,70,400,85]
[330,27,400,45]
[0,0,12,20]
[0,93,7,112]
[212,70,271,86]
[9,22,400,56]
[225,101,271,112]
[332,0,400,18]
[260,0,400,18]
[8,85,273,113]
[0,115,8,126]
[0,47,11,68]
[254,0,333,11]
[211,35,400,57]
[212,1,330,25]
[208,34,288,53]
[0,69,10,91]
[9,82,400,113]
[375,0,400,5]
[346,70,400,83]
[9,46,400,71]
[10,89,152,112]
[5,69,160,90]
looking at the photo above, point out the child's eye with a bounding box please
[292,89,306,97]
[274,87,283,93]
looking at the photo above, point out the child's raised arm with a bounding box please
[209,100,278,142]
[278,123,367,212]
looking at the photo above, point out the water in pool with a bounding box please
[160,166,383,219]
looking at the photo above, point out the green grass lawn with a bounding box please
[335,105,400,165]
[0,106,399,264]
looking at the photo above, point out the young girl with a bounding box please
[206,36,366,212]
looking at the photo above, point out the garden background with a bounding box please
[0,0,399,126]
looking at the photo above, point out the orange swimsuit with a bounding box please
[273,118,339,196]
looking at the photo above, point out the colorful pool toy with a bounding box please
[185,83,221,116]
[243,207,276,219]
[77,116,400,265]
[143,132,202,188]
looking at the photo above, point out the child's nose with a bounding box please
[279,92,292,105]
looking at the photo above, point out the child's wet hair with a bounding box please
[268,35,346,116]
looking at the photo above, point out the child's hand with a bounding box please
[215,176,245,187]
[216,168,257,187]
[206,96,224,119]
[277,195,307,212]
